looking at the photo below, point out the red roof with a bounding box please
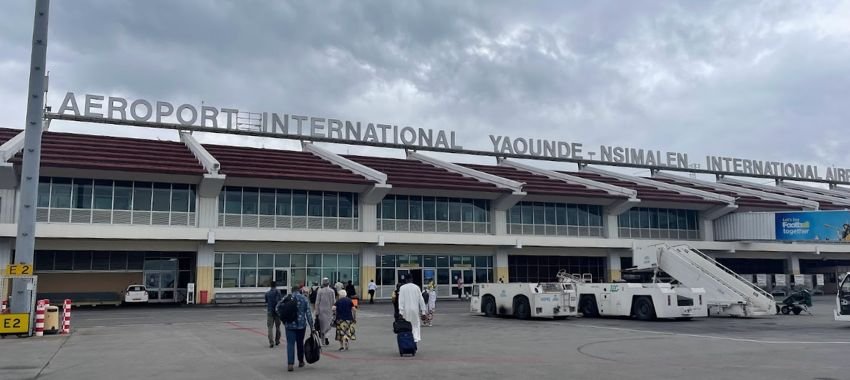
[10,130,204,175]
[206,145,374,185]
[462,163,625,199]
[722,181,848,211]
[0,127,21,146]
[569,171,723,205]
[345,155,506,193]
[651,176,801,211]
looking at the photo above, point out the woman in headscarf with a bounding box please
[422,279,437,327]
[333,289,356,351]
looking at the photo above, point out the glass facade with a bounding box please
[218,187,359,230]
[377,195,491,234]
[509,255,606,283]
[374,254,494,298]
[213,252,359,290]
[617,207,700,240]
[507,202,604,237]
[36,177,196,226]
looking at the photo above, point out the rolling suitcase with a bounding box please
[393,318,417,357]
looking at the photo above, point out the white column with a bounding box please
[701,219,715,241]
[360,203,378,232]
[491,208,507,235]
[196,243,215,304]
[495,247,509,282]
[605,214,619,239]
[197,196,219,228]
[360,245,377,298]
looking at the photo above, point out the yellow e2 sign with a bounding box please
[4,264,33,276]
[0,314,30,334]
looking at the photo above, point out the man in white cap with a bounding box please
[314,277,337,346]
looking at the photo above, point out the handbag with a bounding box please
[304,328,322,364]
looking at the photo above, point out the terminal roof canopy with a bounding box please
[0,127,18,145]
[720,178,850,210]
[461,163,629,202]
[568,168,732,208]
[10,129,205,176]
[651,173,809,212]
[204,144,377,186]
[344,155,508,194]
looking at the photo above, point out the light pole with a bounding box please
[10,0,50,314]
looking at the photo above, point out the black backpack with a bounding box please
[422,290,430,304]
[276,295,298,323]
[309,288,318,304]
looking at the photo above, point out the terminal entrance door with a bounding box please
[274,269,290,296]
[397,269,423,287]
[144,258,178,303]
[451,269,473,297]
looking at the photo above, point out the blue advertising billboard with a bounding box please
[775,211,850,241]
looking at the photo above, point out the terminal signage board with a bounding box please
[775,211,850,241]
[4,264,33,276]
[0,313,30,334]
[52,91,850,185]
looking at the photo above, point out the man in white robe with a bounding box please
[397,277,427,343]
[315,278,337,346]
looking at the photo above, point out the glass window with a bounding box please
[241,253,257,268]
[476,268,489,283]
[307,192,323,217]
[306,254,321,268]
[258,254,274,267]
[396,196,409,219]
[449,199,462,221]
[54,252,72,270]
[151,183,171,212]
[171,184,190,212]
[189,186,196,212]
[423,197,436,220]
[224,187,242,214]
[324,192,338,217]
[409,196,422,219]
[276,190,292,216]
[380,269,395,285]
[437,268,450,284]
[72,179,93,209]
[380,255,396,267]
[474,200,488,223]
[38,179,51,207]
[239,268,257,288]
[556,204,567,225]
[275,254,290,267]
[461,200,474,222]
[423,255,436,267]
[291,254,307,268]
[50,178,72,208]
[381,197,395,219]
[73,251,92,270]
[92,251,110,270]
[35,251,54,270]
[223,254,240,268]
[292,190,307,216]
[114,181,132,210]
[521,203,533,225]
[339,254,356,268]
[259,189,276,216]
[338,193,353,218]
[435,198,449,221]
[242,188,259,215]
[322,254,337,268]
[222,269,239,288]
[567,204,578,226]
[509,205,521,224]
[110,252,127,270]
[436,255,449,267]
[291,268,306,288]
[544,203,557,225]
[94,180,112,210]
[475,256,490,267]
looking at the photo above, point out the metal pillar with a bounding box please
[10,0,49,314]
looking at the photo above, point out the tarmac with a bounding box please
[1,296,848,380]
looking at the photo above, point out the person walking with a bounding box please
[367,279,377,304]
[398,276,427,343]
[334,289,357,351]
[314,278,336,346]
[283,285,314,372]
[422,279,437,327]
[264,281,282,348]
[391,282,403,318]
[456,276,464,300]
[345,280,357,299]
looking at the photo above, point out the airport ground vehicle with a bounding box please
[777,288,812,315]
[634,243,775,317]
[470,277,578,319]
[836,272,850,321]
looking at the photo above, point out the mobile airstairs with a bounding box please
[633,243,775,317]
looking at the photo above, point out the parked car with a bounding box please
[123,285,149,304]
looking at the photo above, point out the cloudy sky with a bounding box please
[1,0,849,176]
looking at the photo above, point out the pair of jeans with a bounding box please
[267,312,281,345]
[368,289,375,304]
[285,328,306,365]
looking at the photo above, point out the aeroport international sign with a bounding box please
[51,92,850,185]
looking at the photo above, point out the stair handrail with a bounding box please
[671,244,774,302]
[662,245,748,301]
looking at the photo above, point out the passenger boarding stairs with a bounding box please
[634,244,775,317]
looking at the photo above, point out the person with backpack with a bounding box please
[422,279,437,327]
[265,281,282,348]
[278,284,314,372]
[315,278,336,346]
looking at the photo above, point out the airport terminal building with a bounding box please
[2,125,850,304]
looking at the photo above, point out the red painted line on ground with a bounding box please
[226,321,267,337]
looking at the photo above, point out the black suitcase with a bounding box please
[393,319,412,334]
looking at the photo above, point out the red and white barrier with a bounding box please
[34,300,46,337]
[0,299,7,314]
[61,299,72,334]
